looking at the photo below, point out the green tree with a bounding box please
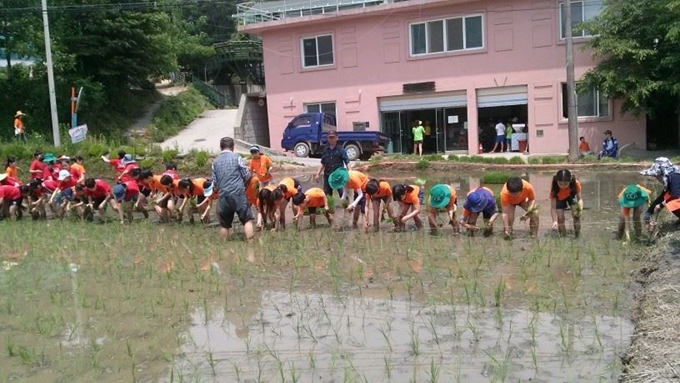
[582,0,680,113]
[0,0,42,79]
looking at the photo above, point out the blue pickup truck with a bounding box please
[280,113,390,161]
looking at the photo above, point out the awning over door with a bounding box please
[379,92,467,112]
[476,85,528,108]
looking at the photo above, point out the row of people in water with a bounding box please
[0,151,676,241]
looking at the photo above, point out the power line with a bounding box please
[0,1,604,16]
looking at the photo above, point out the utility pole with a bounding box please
[41,0,61,147]
[565,0,578,162]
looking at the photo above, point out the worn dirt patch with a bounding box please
[621,229,680,382]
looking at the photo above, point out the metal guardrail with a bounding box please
[234,0,390,26]
[192,77,229,108]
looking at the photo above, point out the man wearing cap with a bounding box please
[314,129,350,198]
[597,130,618,159]
[13,111,27,142]
[426,184,459,234]
[248,145,274,187]
[212,137,254,240]
[461,187,498,236]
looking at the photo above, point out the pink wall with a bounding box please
[242,0,645,153]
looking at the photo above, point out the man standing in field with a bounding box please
[314,129,350,199]
[212,137,254,240]
[13,111,27,142]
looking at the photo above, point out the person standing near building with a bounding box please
[505,122,514,152]
[491,118,506,153]
[212,137,254,240]
[314,129,350,199]
[412,120,425,156]
[13,111,27,142]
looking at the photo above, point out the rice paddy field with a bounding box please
[0,169,654,382]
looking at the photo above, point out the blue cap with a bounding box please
[113,184,126,201]
[465,190,489,213]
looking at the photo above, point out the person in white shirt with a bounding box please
[491,119,506,153]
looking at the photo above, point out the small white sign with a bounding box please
[69,124,88,143]
[447,115,459,124]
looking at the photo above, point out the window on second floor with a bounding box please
[559,0,602,39]
[304,102,337,117]
[410,15,484,56]
[561,83,610,118]
[301,35,334,68]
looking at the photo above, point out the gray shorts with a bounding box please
[218,193,253,229]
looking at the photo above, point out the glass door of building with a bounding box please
[381,112,403,154]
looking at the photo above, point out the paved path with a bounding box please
[160,109,238,154]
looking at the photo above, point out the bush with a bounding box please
[195,150,209,168]
[481,171,512,184]
[151,87,212,142]
[508,156,525,164]
[415,159,430,170]
[140,158,155,169]
[162,149,178,163]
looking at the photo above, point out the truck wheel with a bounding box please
[344,144,361,161]
[294,142,310,158]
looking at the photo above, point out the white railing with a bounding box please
[235,0,396,26]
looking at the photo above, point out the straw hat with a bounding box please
[14,111,26,118]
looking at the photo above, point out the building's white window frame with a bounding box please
[559,0,602,40]
[304,101,337,117]
[300,34,335,68]
[561,83,610,119]
[409,14,484,57]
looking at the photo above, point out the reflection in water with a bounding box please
[172,291,631,382]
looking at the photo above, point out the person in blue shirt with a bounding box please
[597,130,618,159]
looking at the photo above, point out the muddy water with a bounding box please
[175,292,631,382]
[161,170,648,382]
[0,170,653,382]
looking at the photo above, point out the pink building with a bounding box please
[238,0,645,155]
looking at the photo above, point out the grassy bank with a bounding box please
[621,228,680,382]
[147,87,213,143]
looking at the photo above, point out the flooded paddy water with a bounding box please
[0,169,653,382]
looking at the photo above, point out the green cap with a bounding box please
[618,184,648,208]
[429,184,452,209]
[42,153,57,163]
[328,168,349,190]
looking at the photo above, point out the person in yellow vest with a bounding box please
[13,111,27,142]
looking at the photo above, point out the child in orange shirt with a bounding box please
[549,169,583,237]
[617,184,651,242]
[258,185,284,231]
[392,184,423,230]
[365,179,394,232]
[249,146,274,187]
[292,188,333,230]
[5,156,18,179]
[500,177,539,239]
